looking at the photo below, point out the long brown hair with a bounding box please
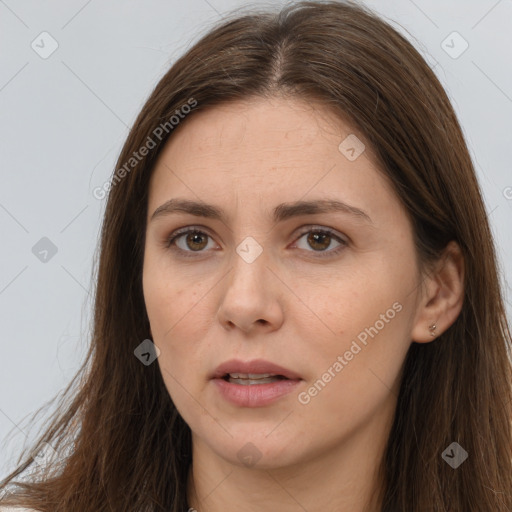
[1,1,511,510]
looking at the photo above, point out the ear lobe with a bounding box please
[411,240,465,343]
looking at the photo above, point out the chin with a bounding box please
[204,429,307,470]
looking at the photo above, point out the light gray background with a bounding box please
[1,0,511,477]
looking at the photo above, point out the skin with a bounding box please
[142,96,464,512]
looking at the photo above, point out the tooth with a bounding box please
[228,376,282,385]
[228,373,274,379]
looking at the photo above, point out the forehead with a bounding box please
[146,96,403,227]
[158,96,364,159]
[150,96,378,184]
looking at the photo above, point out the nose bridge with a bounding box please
[216,233,283,332]
[229,234,270,292]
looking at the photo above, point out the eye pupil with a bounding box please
[187,232,208,251]
[307,232,331,251]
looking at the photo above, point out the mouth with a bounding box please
[211,359,302,407]
[221,373,291,385]
[212,358,302,382]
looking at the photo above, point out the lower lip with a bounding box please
[213,377,302,407]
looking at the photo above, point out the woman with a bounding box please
[1,1,511,510]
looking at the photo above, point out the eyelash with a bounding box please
[164,225,348,259]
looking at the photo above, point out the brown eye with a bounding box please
[306,231,332,251]
[184,232,209,251]
[294,228,348,258]
[165,228,216,257]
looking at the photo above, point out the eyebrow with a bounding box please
[150,198,372,224]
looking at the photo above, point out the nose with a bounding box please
[216,247,285,335]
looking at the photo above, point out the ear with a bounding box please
[411,240,465,343]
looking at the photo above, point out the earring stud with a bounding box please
[429,323,437,337]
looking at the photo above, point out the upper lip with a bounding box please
[212,358,302,380]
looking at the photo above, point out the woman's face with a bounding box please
[142,96,426,470]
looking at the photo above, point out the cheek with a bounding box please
[295,265,412,379]
[146,281,208,412]
[143,256,200,338]
[143,271,212,390]
[294,267,389,338]
[293,302,410,440]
